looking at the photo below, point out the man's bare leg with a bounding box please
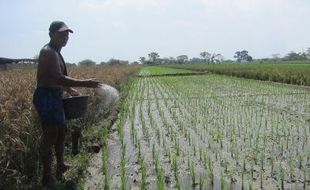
[55,124,70,173]
[41,126,58,186]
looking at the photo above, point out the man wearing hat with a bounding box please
[33,21,101,187]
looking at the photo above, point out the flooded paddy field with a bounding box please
[88,66,310,190]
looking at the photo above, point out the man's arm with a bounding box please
[63,87,80,96]
[39,48,100,88]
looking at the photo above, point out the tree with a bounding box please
[148,52,160,64]
[107,58,128,65]
[66,62,76,67]
[200,51,224,63]
[78,59,96,66]
[159,57,177,64]
[189,57,204,64]
[283,51,305,61]
[200,51,211,63]
[211,53,224,63]
[139,57,146,64]
[131,61,139,65]
[168,57,177,64]
[234,50,253,62]
[306,47,310,59]
[159,58,170,64]
[176,55,188,64]
[272,54,280,60]
[100,61,107,65]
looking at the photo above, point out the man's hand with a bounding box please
[65,87,81,96]
[84,79,102,88]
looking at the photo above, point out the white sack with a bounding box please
[95,84,120,107]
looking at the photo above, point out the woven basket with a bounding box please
[62,95,89,120]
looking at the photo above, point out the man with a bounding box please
[33,21,101,187]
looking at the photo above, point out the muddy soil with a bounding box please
[84,149,104,190]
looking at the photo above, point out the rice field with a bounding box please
[138,66,196,76]
[0,65,140,189]
[169,63,310,86]
[103,66,310,190]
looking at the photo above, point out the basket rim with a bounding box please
[62,95,89,100]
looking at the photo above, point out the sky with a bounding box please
[1,0,310,63]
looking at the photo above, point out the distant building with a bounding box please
[0,57,37,70]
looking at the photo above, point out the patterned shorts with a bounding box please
[33,87,65,128]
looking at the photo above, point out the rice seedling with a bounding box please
[241,160,245,190]
[220,171,226,190]
[121,157,127,190]
[270,155,275,177]
[199,147,202,161]
[135,139,140,158]
[156,128,161,145]
[279,163,285,190]
[260,152,265,171]
[130,119,137,145]
[102,126,110,190]
[299,154,304,169]
[175,139,180,156]
[303,168,307,190]
[190,161,196,187]
[152,143,156,164]
[172,154,178,179]
[207,156,214,187]
[139,156,147,190]
[156,166,165,190]
[259,165,264,189]
[289,158,294,182]
[248,180,253,190]
[171,176,179,190]
[198,173,204,190]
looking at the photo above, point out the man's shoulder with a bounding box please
[39,46,58,63]
[40,45,54,53]
[40,45,57,58]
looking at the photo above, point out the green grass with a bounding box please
[167,62,310,86]
[138,65,194,76]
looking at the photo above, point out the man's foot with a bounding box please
[87,144,101,153]
[72,148,79,155]
[57,162,71,173]
[42,174,58,187]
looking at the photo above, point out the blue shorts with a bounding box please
[33,87,65,128]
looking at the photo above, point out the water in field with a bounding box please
[92,67,310,190]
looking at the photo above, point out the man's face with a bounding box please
[51,31,69,47]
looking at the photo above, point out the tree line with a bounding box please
[2,47,310,69]
[39,47,310,67]
[139,48,310,65]
[23,47,310,67]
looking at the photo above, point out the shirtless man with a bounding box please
[33,21,101,187]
